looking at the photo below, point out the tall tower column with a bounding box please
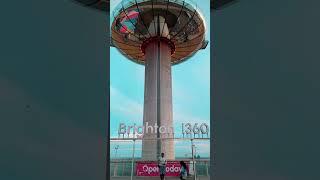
[141,15,174,160]
[142,39,174,160]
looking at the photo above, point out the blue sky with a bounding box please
[110,0,210,158]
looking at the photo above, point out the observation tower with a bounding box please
[74,0,236,161]
[111,0,207,161]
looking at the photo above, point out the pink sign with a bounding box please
[136,161,189,176]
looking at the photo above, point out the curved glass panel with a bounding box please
[111,0,206,65]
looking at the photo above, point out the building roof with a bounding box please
[74,0,236,12]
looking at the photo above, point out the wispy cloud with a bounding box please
[173,109,209,124]
[110,85,143,119]
[190,55,210,87]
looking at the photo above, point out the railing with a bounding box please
[110,138,210,179]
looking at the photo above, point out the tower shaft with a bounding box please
[142,39,174,160]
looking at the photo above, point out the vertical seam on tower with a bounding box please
[157,13,161,157]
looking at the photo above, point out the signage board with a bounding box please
[136,161,189,176]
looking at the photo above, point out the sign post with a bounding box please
[130,139,136,180]
[191,139,197,180]
[113,145,119,176]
